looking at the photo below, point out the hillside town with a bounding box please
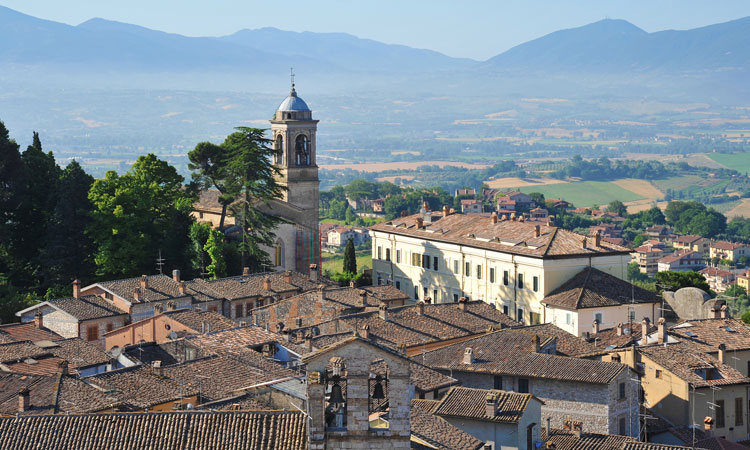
[1,82,750,450]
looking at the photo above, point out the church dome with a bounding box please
[277,88,310,112]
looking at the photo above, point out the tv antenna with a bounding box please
[156,249,165,274]
[290,67,295,91]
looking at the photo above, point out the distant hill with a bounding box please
[486,18,750,73]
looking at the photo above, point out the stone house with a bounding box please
[461,199,483,214]
[646,225,669,240]
[411,399,485,450]
[418,328,640,437]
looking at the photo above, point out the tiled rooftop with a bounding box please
[542,428,635,450]
[205,271,327,300]
[164,310,237,333]
[96,274,187,304]
[638,341,750,387]
[522,323,598,356]
[86,365,198,409]
[0,322,62,342]
[47,295,127,320]
[0,341,49,363]
[0,372,116,415]
[370,212,630,258]
[411,399,485,450]
[433,386,534,424]
[542,267,660,310]
[0,410,307,449]
[670,319,750,352]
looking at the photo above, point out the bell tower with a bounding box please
[270,73,319,231]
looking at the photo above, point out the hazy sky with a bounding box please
[2,0,750,60]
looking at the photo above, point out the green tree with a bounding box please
[222,127,285,271]
[345,179,378,202]
[606,200,628,217]
[88,154,195,278]
[328,199,348,220]
[188,141,233,229]
[529,192,546,208]
[0,275,34,324]
[631,234,648,247]
[742,310,750,325]
[384,195,410,220]
[627,262,649,282]
[204,229,227,279]
[655,271,710,293]
[343,238,357,274]
[345,207,356,224]
[0,121,24,281]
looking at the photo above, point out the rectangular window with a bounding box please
[629,310,636,321]
[503,305,509,315]
[518,378,529,393]
[465,262,471,277]
[503,270,509,286]
[235,303,244,318]
[566,313,571,325]
[385,248,391,261]
[736,398,744,426]
[476,265,482,280]
[490,268,495,283]
[493,376,503,390]
[517,273,524,289]
[433,290,437,302]
[533,276,539,292]
[716,400,725,428]
[423,287,428,298]
[595,313,603,324]
[396,250,401,264]
[247,301,254,312]
[423,254,430,269]
[433,256,439,271]
[619,383,626,400]
[395,281,401,290]
[106,323,114,333]
[377,246,382,260]
[453,260,459,274]
[86,325,98,342]
[414,286,419,300]
[453,294,459,303]
[655,369,662,379]
[517,308,524,323]
[619,418,626,436]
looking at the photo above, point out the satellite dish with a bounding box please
[168,331,178,340]
[110,347,122,357]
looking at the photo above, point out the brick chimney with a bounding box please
[305,333,313,352]
[657,318,667,344]
[73,279,81,299]
[718,343,726,364]
[166,301,176,312]
[594,230,601,247]
[140,275,148,290]
[309,264,318,281]
[379,304,389,321]
[417,300,425,315]
[18,388,30,413]
[34,312,43,329]
[153,303,163,314]
[317,284,327,302]
[572,421,583,438]
[133,289,142,302]
[592,320,599,335]
[485,392,499,417]
[458,297,468,311]
[581,237,587,249]
[152,360,162,377]
[534,225,541,238]
[416,217,424,229]
[58,360,68,376]
[178,282,186,295]
[720,304,728,319]
[463,347,474,364]
[491,212,498,224]
[349,280,356,288]
[443,205,450,216]
[642,318,650,340]
[358,290,368,308]
[424,296,432,304]
[361,324,370,340]
[616,322,623,337]
[510,212,516,221]
[531,334,540,353]
[242,267,250,276]
[263,276,272,291]
[172,269,180,282]
[284,271,293,285]
[518,216,525,222]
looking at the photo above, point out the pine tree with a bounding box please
[343,238,357,274]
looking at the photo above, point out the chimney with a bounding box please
[379,304,388,321]
[641,318,650,340]
[592,320,600,335]
[463,347,474,364]
[531,334,540,353]
[534,225,541,238]
[572,421,583,438]
[242,267,250,276]
[172,269,180,282]
[397,342,407,355]
[423,201,430,212]
[485,392,499,417]
[178,282,186,295]
[358,290,368,308]
[581,237,587,249]
[284,271,292,285]
[400,210,408,218]
[718,343,726,364]
[720,304,728,319]
[704,417,714,437]
[443,205,450,217]
[58,360,68,376]
[18,388,30,413]
[133,289,142,302]
[152,360,162,377]
[491,212,498,224]
[657,318,667,344]
[73,279,81,299]
[34,312,43,329]
[518,216,525,222]
[458,297,468,311]
[153,303,163,315]
[424,296,432,304]
[416,217,424,229]
[510,212,516,221]
[140,275,148,290]
[309,264,318,281]
[349,280,356,288]
[417,300,425,315]
[546,417,551,436]
[317,284,327,302]
[263,276,272,291]
[305,333,313,352]
[594,230,601,247]
[616,322,623,337]
[166,301,176,312]
[361,324,370,340]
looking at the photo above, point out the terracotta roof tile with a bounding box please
[47,295,127,320]
[164,310,236,333]
[205,271,328,300]
[638,342,750,388]
[434,386,534,423]
[0,323,61,342]
[542,429,635,450]
[670,319,750,352]
[522,323,599,356]
[542,267,660,310]
[96,274,186,303]
[0,372,115,415]
[86,365,197,409]
[411,399,485,450]
[0,341,49,363]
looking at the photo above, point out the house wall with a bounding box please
[79,316,128,347]
[104,315,197,351]
[20,306,79,339]
[370,230,629,326]
[443,418,520,450]
[546,303,657,337]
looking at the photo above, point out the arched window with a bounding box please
[274,239,285,268]
[295,134,310,166]
[274,135,283,165]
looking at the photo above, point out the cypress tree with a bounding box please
[343,238,357,274]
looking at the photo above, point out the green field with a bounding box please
[517,181,644,207]
[708,152,750,174]
[322,250,372,275]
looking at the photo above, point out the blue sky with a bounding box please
[2,0,750,60]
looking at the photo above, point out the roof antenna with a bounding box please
[290,67,296,95]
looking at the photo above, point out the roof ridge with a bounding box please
[542,227,559,256]
[575,267,593,309]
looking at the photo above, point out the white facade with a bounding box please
[370,230,630,325]
[545,303,658,337]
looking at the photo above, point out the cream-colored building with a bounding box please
[369,211,631,326]
[710,241,750,262]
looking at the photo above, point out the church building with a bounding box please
[193,79,321,274]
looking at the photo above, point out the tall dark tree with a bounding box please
[40,160,96,290]
[188,141,233,229]
[222,128,285,271]
[343,238,357,274]
[0,122,23,268]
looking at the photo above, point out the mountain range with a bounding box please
[1,5,749,99]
